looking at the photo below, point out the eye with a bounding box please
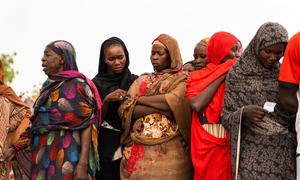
[264,49,271,54]
[117,55,124,60]
[200,55,206,58]
[108,57,115,61]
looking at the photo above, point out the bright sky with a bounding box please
[1,0,300,95]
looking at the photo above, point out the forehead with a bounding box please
[264,42,285,50]
[152,44,167,51]
[44,47,56,54]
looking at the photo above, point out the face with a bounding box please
[221,42,240,63]
[258,43,285,69]
[150,44,171,72]
[193,44,208,70]
[41,47,65,76]
[104,44,126,74]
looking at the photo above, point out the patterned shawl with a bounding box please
[118,34,191,145]
[32,40,102,172]
[221,22,289,177]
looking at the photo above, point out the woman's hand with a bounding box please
[74,163,89,180]
[3,147,15,161]
[242,105,268,122]
[104,89,127,102]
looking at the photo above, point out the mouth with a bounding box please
[152,63,158,67]
[194,63,205,69]
[113,67,124,72]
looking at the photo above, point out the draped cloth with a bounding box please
[0,60,32,179]
[118,34,192,179]
[92,37,138,179]
[186,31,239,180]
[30,70,102,179]
[18,40,103,180]
[221,22,296,179]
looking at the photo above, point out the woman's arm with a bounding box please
[189,74,226,112]
[137,95,170,112]
[278,86,298,114]
[74,126,91,180]
[132,104,172,119]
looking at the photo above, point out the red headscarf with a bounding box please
[186,31,239,124]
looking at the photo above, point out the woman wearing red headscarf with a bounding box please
[186,31,241,180]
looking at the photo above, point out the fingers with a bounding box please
[107,89,128,101]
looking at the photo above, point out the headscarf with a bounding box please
[186,31,239,124]
[92,37,138,101]
[0,60,31,115]
[197,37,210,46]
[46,40,78,71]
[221,22,288,178]
[206,32,239,65]
[119,34,191,145]
[152,34,183,73]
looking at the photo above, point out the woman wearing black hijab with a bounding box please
[92,37,138,180]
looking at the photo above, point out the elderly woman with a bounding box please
[118,34,192,179]
[186,31,241,180]
[28,40,102,179]
[222,22,296,179]
[92,37,138,180]
[183,37,210,72]
[0,60,32,179]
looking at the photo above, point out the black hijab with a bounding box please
[92,37,138,126]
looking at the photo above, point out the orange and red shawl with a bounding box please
[186,31,239,180]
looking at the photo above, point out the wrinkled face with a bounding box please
[104,44,126,74]
[258,43,285,69]
[150,44,171,72]
[193,44,208,70]
[221,42,240,63]
[41,47,65,76]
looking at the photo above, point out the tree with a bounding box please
[0,52,18,83]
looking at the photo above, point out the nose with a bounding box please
[269,53,277,62]
[41,57,47,66]
[151,53,159,60]
[113,59,122,65]
[194,57,201,63]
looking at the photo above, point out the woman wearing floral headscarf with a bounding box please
[29,40,102,179]
[222,22,296,179]
[118,34,192,179]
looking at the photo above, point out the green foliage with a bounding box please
[0,52,18,83]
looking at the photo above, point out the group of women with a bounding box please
[0,21,298,180]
